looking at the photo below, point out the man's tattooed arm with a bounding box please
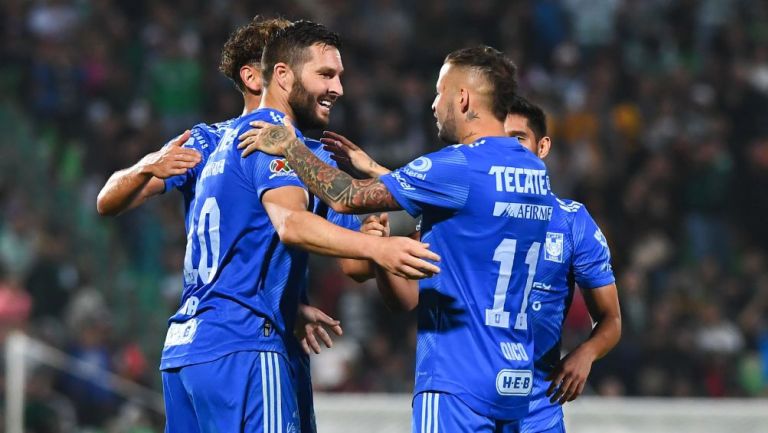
[283,139,402,214]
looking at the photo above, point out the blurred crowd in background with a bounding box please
[2,0,768,431]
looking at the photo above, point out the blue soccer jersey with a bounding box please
[163,118,237,223]
[380,137,556,420]
[519,198,615,433]
[160,108,313,370]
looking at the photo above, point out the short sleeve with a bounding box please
[572,207,615,289]
[379,147,470,217]
[163,126,214,194]
[250,153,306,199]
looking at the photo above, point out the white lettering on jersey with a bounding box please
[391,171,415,190]
[178,296,200,315]
[488,166,550,195]
[496,370,533,396]
[500,342,529,361]
[164,318,199,347]
[200,159,225,181]
[492,202,553,221]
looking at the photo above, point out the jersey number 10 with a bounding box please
[485,239,541,330]
[184,197,221,284]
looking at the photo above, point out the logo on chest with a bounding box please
[544,232,564,263]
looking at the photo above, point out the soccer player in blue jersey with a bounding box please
[302,97,623,433]
[499,98,621,432]
[240,45,555,432]
[96,18,437,433]
[156,20,439,433]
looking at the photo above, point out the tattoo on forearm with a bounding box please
[262,128,291,153]
[284,139,401,212]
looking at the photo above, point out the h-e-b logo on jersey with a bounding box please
[545,232,564,263]
[269,159,295,179]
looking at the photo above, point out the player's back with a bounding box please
[520,198,614,432]
[407,137,555,420]
[164,118,238,224]
[160,108,309,370]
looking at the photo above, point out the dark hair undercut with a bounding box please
[261,20,342,85]
[219,16,292,92]
[444,46,518,122]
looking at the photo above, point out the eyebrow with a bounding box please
[507,130,528,136]
[317,66,342,75]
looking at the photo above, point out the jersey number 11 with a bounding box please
[485,239,541,330]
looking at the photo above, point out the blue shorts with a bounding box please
[291,352,316,433]
[508,418,565,433]
[162,350,299,433]
[412,392,520,433]
[516,370,565,433]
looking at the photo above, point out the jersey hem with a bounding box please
[159,342,286,370]
[576,275,615,290]
[414,378,530,421]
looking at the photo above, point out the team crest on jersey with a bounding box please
[544,232,564,263]
[269,159,295,179]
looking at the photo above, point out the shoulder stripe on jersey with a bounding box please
[556,198,582,213]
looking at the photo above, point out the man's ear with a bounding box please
[239,64,263,95]
[538,136,552,159]
[273,62,294,92]
[458,87,470,114]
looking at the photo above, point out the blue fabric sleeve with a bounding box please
[250,153,306,199]
[327,209,361,231]
[162,126,215,194]
[572,206,615,289]
[379,147,470,217]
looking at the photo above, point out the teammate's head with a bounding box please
[505,96,551,159]
[219,16,292,97]
[432,46,518,144]
[262,20,343,130]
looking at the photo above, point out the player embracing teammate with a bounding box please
[244,45,622,433]
[100,15,621,433]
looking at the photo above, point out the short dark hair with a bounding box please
[261,20,342,85]
[219,16,291,93]
[508,96,548,141]
[444,46,518,121]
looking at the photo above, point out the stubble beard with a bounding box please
[289,78,327,131]
[437,102,459,144]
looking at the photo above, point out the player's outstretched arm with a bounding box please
[546,283,621,404]
[96,130,200,215]
[295,303,343,355]
[262,186,439,280]
[320,131,391,178]
[239,121,401,214]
